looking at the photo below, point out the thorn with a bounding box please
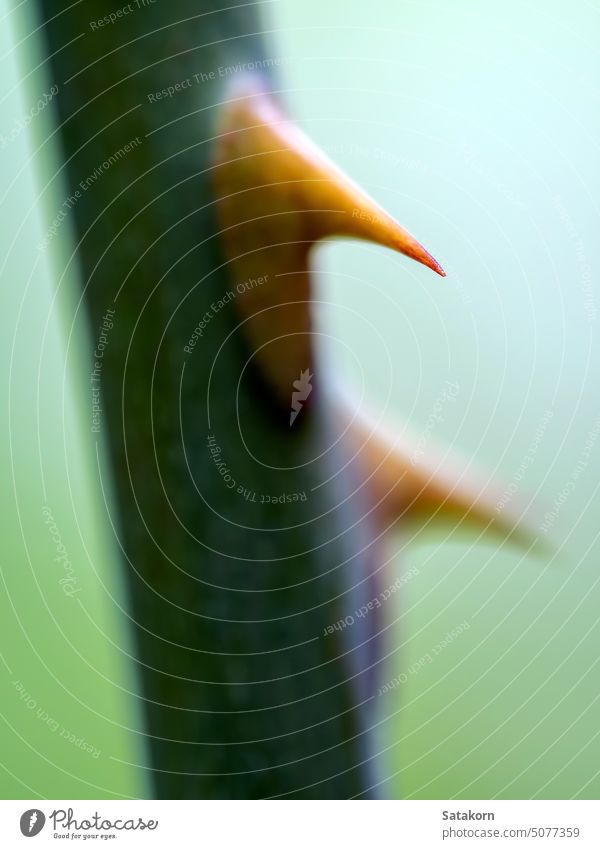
[212,76,444,402]
[335,391,549,555]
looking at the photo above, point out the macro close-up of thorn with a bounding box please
[213,79,444,402]
[1,0,599,836]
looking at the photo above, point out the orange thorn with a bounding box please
[212,77,444,403]
[335,391,547,551]
[211,79,544,549]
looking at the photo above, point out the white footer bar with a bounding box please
[0,800,598,848]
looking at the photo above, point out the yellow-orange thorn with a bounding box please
[212,77,444,403]
[335,390,546,551]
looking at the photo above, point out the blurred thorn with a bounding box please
[336,391,553,557]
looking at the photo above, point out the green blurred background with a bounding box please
[1,0,598,798]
